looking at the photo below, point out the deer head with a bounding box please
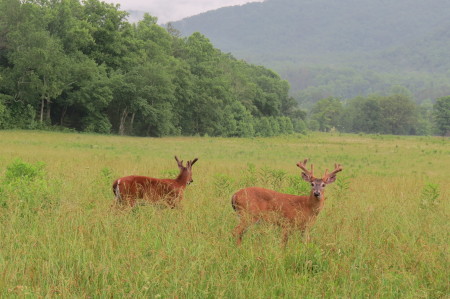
[297,159,343,199]
[175,156,198,185]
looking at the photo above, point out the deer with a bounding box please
[231,159,342,246]
[112,156,198,208]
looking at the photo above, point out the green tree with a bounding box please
[254,117,274,137]
[107,71,137,135]
[433,96,450,136]
[128,62,177,137]
[342,95,383,133]
[342,94,421,135]
[289,109,308,134]
[81,0,129,70]
[180,33,233,136]
[310,97,343,132]
[278,116,294,134]
[0,94,8,128]
[379,94,417,135]
[233,102,256,137]
[68,63,113,133]
[6,3,71,125]
[416,100,433,135]
[46,0,94,54]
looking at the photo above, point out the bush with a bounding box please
[82,114,112,134]
[292,118,308,134]
[0,100,37,130]
[1,158,58,211]
[420,183,440,209]
[213,173,236,197]
[4,158,45,183]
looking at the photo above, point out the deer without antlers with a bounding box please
[112,156,198,208]
[231,159,342,246]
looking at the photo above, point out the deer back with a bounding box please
[232,187,322,225]
[112,156,198,207]
[113,175,177,202]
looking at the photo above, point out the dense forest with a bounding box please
[0,0,303,137]
[0,0,449,136]
[172,0,450,108]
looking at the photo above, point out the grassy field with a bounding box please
[0,130,448,298]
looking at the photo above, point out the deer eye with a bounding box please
[311,183,314,186]
[321,183,326,187]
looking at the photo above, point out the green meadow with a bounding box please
[0,130,448,298]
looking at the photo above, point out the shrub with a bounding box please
[4,158,45,183]
[420,183,440,209]
[213,173,236,197]
[1,158,58,211]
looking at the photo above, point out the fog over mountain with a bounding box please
[106,0,264,24]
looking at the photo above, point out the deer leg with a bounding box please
[233,216,256,246]
[116,185,137,208]
[167,194,181,209]
[302,228,311,244]
[282,227,290,247]
[233,222,248,246]
[123,195,136,208]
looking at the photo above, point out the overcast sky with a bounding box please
[104,0,264,24]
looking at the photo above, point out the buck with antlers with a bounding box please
[231,159,342,246]
[112,156,198,208]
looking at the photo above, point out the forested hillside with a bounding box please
[0,0,302,136]
[172,0,450,107]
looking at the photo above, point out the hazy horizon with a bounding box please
[104,0,264,23]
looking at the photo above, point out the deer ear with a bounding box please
[325,175,337,184]
[301,172,311,182]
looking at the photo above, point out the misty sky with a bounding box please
[104,0,264,24]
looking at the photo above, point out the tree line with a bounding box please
[0,0,449,137]
[309,93,450,136]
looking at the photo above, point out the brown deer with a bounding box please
[231,159,342,246]
[112,156,198,208]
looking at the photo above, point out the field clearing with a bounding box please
[0,130,448,297]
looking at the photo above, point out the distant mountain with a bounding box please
[171,0,450,106]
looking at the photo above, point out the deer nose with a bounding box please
[313,191,321,197]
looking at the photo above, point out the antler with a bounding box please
[296,158,314,179]
[323,163,343,180]
[187,158,198,168]
[175,156,184,168]
[176,156,199,168]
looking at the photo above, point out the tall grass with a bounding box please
[0,130,448,297]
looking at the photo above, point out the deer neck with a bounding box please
[307,190,325,214]
[175,169,189,186]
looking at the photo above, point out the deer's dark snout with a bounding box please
[313,191,321,197]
